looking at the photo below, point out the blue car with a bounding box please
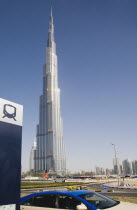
[20,190,137,210]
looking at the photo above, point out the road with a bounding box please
[88,183,137,197]
[101,192,137,197]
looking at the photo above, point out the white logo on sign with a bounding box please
[3,104,17,121]
[0,98,23,126]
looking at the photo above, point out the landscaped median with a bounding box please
[21,182,84,189]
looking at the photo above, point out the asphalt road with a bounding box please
[88,183,137,197]
[88,183,137,192]
[101,192,137,197]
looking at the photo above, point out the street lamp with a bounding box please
[111,143,120,186]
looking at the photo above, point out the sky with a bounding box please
[0,0,137,173]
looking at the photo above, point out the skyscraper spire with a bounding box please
[47,7,54,47]
[50,6,52,17]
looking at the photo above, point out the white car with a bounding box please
[20,190,137,210]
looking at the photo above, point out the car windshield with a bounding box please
[78,192,119,209]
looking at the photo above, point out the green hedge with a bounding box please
[21,182,84,189]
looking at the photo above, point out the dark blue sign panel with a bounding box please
[0,98,23,210]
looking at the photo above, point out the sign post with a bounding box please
[0,98,23,210]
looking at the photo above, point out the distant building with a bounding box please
[120,164,123,175]
[30,141,37,173]
[95,167,105,175]
[113,158,120,175]
[122,159,133,175]
[95,167,101,175]
[132,160,137,175]
[106,168,113,176]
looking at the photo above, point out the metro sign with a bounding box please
[0,98,23,210]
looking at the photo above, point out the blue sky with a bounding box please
[0,0,137,173]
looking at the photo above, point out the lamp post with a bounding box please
[111,143,120,186]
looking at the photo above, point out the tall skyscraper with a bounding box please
[122,159,133,175]
[30,141,37,173]
[35,10,66,175]
[132,160,137,175]
[113,158,120,175]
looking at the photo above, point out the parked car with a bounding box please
[20,190,137,210]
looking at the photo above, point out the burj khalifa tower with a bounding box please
[35,10,66,175]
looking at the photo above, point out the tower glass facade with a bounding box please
[35,12,66,175]
[30,141,37,173]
